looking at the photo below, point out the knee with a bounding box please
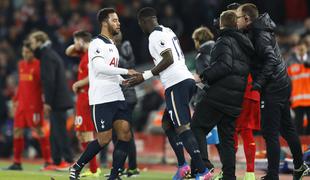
[175,123,190,135]
[33,127,45,137]
[162,118,172,132]
[13,128,23,138]
[77,132,94,143]
[117,128,132,142]
[97,132,112,146]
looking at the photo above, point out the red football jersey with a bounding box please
[14,59,43,112]
[77,51,89,93]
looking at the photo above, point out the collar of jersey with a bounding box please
[97,34,113,44]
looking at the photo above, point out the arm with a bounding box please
[151,49,173,76]
[92,57,128,75]
[65,44,82,57]
[201,41,233,85]
[253,32,279,87]
[40,55,56,107]
[92,57,138,76]
[72,77,89,93]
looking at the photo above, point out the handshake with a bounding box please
[123,69,153,87]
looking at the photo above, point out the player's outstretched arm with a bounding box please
[151,49,173,76]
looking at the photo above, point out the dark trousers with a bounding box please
[192,102,236,180]
[261,86,303,179]
[50,110,73,165]
[293,106,310,135]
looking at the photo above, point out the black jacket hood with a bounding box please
[220,28,255,57]
[250,13,276,32]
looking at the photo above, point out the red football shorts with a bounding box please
[14,109,44,128]
[75,93,95,132]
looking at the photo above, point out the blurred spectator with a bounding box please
[160,4,184,37]
[29,31,73,169]
[287,41,310,135]
[135,83,164,132]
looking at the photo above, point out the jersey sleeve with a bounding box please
[89,42,107,61]
[149,32,171,56]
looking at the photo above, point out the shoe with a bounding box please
[107,176,122,180]
[260,175,278,180]
[195,168,212,180]
[56,161,71,171]
[212,171,223,180]
[126,168,140,177]
[244,172,255,180]
[4,163,22,170]
[173,163,191,180]
[69,164,81,180]
[40,162,56,171]
[293,162,310,180]
[104,168,126,177]
[80,168,101,177]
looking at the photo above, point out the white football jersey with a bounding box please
[148,25,194,89]
[88,35,125,105]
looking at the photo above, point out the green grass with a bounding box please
[0,161,173,180]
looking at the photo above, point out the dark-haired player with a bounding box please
[128,7,212,180]
[69,8,138,180]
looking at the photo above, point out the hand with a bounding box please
[43,104,52,118]
[72,81,82,93]
[251,82,262,92]
[127,69,140,76]
[127,74,144,86]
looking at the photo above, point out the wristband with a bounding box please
[142,70,153,80]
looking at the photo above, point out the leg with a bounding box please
[191,100,222,171]
[261,95,281,180]
[162,109,185,167]
[49,111,62,165]
[305,107,310,135]
[13,128,24,165]
[77,131,98,173]
[128,128,138,170]
[164,79,212,178]
[109,119,132,179]
[217,115,236,180]
[127,103,138,171]
[52,111,73,163]
[293,107,305,135]
[280,101,303,169]
[240,129,255,172]
[32,126,52,164]
[234,131,239,155]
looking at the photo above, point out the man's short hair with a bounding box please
[29,31,49,43]
[238,3,259,21]
[23,40,32,50]
[97,8,116,23]
[73,30,92,42]
[137,7,157,19]
[220,10,237,28]
[192,26,214,44]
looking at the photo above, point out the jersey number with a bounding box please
[172,36,184,60]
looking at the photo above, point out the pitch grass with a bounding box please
[0,161,173,180]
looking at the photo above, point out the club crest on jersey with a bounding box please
[159,40,166,47]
